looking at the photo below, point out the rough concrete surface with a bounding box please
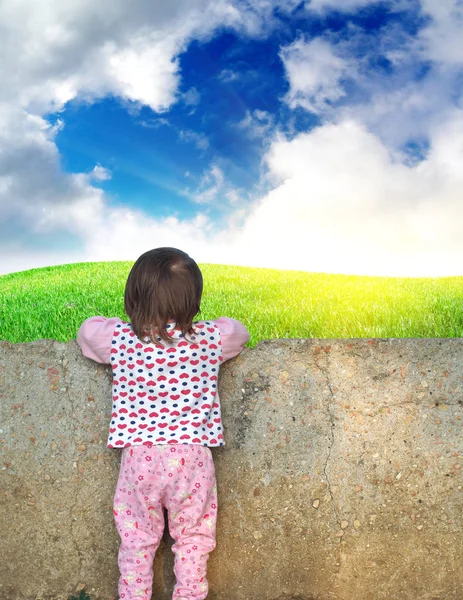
[0,338,462,600]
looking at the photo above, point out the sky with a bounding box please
[1,0,463,277]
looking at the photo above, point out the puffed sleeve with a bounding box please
[215,316,250,362]
[76,316,123,364]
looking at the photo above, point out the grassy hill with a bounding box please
[1,261,463,345]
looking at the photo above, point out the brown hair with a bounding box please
[124,247,203,344]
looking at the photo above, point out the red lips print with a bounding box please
[160,407,170,413]
[156,358,165,364]
[168,361,178,367]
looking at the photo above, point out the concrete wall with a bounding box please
[0,338,462,600]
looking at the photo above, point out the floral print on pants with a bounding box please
[113,444,217,600]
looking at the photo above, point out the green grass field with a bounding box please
[1,261,463,346]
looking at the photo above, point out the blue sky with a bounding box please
[1,0,463,276]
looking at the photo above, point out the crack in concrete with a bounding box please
[314,353,343,576]
[323,380,340,525]
[60,344,85,581]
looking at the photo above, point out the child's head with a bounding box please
[124,247,203,343]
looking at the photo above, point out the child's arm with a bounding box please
[215,317,250,362]
[77,316,123,364]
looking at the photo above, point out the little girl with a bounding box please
[77,247,249,600]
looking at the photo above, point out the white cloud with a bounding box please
[306,0,382,12]
[4,115,463,277]
[226,117,463,276]
[280,38,355,113]
[418,0,463,65]
[0,0,277,114]
[2,0,463,279]
[193,165,226,203]
[238,109,274,139]
[90,165,112,181]
[178,129,210,150]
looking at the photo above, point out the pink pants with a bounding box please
[113,444,217,600]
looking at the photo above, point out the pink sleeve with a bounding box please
[215,317,250,362]
[76,316,123,364]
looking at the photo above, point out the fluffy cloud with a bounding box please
[229,116,463,276]
[1,0,463,277]
[306,0,383,12]
[418,0,463,65]
[280,38,354,113]
[1,0,244,113]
